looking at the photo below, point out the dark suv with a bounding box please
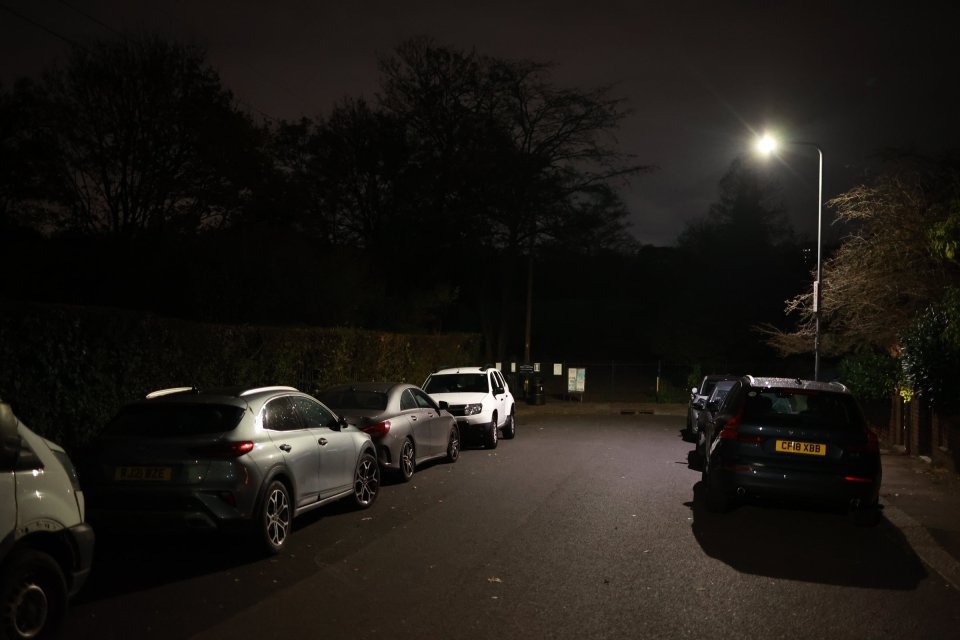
[684,374,734,442]
[699,376,881,524]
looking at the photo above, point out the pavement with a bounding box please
[516,398,960,590]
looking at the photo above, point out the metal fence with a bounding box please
[501,358,817,404]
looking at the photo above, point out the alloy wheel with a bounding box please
[400,440,415,480]
[264,485,291,550]
[354,454,380,507]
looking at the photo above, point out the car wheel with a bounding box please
[704,463,731,513]
[502,413,516,439]
[445,426,460,463]
[0,549,67,640]
[695,430,707,468]
[484,421,498,449]
[353,451,380,508]
[257,480,292,555]
[398,438,415,482]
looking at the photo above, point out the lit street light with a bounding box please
[756,133,824,381]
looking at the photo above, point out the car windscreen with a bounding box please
[316,389,388,411]
[742,389,865,431]
[423,374,487,394]
[106,403,245,437]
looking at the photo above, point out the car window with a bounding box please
[701,380,718,397]
[106,403,245,437]
[264,397,304,432]
[492,371,506,393]
[292,396,337,429]
[709,381,736,403]
[400,389,417,411]
[14,439,42,471]
[412,389,436,410]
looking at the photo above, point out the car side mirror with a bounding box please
[332,416,349,431]
[692,400,705,410]
[438,400,449,410]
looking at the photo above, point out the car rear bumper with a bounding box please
[373,441,399,470]
[86,488,253,532]
[712,463,882,507]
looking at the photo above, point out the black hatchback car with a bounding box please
[699,376,881,524]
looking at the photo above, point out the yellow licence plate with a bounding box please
[114,466,173,481]
[776,440,826,456]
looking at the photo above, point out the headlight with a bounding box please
[463,403,483,416]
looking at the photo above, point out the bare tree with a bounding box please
[765,154,960,356]
[375,37,653,358]
[25,35,262,236]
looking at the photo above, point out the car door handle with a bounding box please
[279,444,292,452]
[411,416,418,421]
[318,438,328,446]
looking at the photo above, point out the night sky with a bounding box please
[3,0,959,246]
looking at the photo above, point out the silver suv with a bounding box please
[84,386,379,554]
[422,366,516,448]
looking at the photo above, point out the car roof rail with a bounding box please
[145,386,198,399]
[239,385,298,397]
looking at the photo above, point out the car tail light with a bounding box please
[718,402,757,442]
[844,476,874,484]
[194,441,255,458]
[363,420,391,436]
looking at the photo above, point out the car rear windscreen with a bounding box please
[106,403,245,437]
[742,389,865,430]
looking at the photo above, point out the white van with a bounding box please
[0,401,95,639]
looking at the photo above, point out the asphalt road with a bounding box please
[65,411,960,639]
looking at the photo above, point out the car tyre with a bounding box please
[353,451,380,508]
[398,439,415,482]
[702,453,730,513]
[445,426,460,463]
[484,421,499,449]
[694,430,707,469]
[502,413,517,439]
[0,549,67,640]
[705,471,731,513]
[257,480,292,555]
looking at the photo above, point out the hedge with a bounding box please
[0,299,482,450]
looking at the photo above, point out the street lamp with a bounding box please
[756,133,824,381]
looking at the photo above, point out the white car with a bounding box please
[0,400,95,639]
[422,366,516,448]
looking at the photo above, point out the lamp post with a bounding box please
[756,134,823,381]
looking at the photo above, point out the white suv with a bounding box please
[422,366,516,448]
[0,400,95,639]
